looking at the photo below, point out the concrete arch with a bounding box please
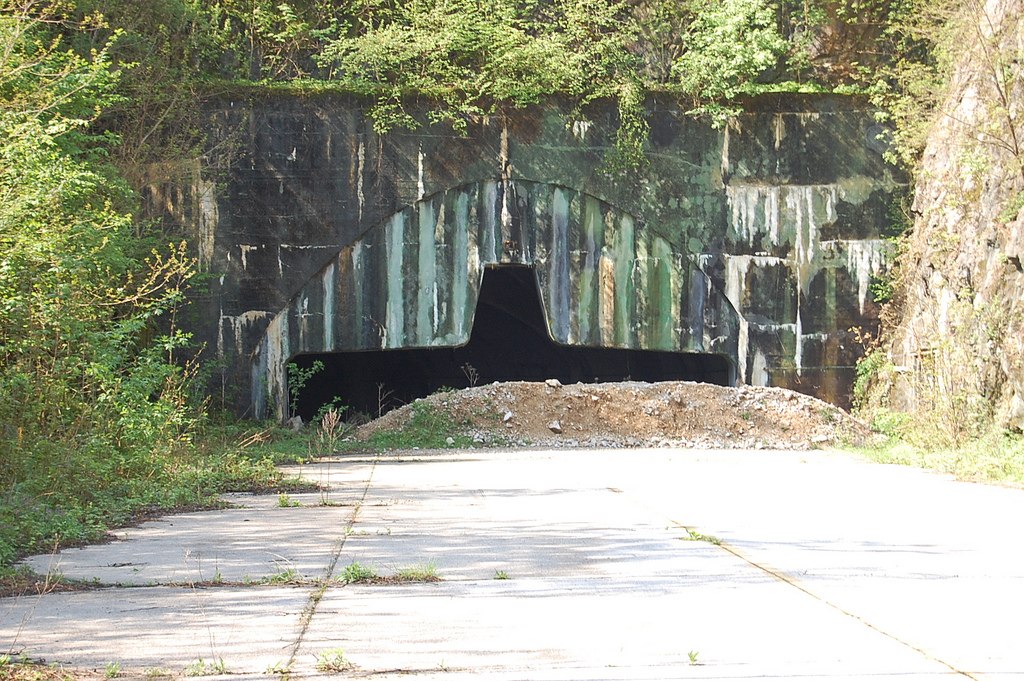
[252,179,741,419]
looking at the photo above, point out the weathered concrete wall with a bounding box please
[250,179,743,419]
[161,93,902,418]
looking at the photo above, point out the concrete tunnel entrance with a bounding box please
[290,266,732,421]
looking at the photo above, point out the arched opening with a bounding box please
[290,266,732,421]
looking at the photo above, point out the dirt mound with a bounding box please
[355,380,869,450]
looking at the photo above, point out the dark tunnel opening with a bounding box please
[291,266,733,421]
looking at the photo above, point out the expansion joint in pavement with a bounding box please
[285,455,379,668]
[671,520,980,680]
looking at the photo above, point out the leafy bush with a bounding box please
[672,0,787,122]
[0,4,292,571]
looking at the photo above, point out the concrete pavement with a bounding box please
[3,448,1024,679]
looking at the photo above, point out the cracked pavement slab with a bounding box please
[3,448,1024,679]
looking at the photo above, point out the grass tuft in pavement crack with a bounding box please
[315,648,353,672]
[277,492,301,508]
[394,562,440,582]
[265,660,292,676]
[183,658,227,677]
[339,561,377,583]
[682,528,722,545]
[260,567,304,585]
[338,561,443,584]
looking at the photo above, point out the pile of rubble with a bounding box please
[356,380,870,450]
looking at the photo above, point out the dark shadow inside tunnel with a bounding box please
[291,266,732,421]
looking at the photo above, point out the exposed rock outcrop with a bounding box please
[878,0,1024,432]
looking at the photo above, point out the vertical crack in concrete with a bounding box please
[286,455,379,668]
[669,520,979,680]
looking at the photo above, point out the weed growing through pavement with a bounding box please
[315,408,346,506]
[265,660,292,676]
[688,650,700,665]
[682,528,721,545]
[314,648,353,672]
[339,562,377,583]
[493,570,509,580]
[104,661,122,678]
[261,567,302,585]
[394,562,440,582]
[183,658,227,677]
[277,493,301,507]
[144,668,172,679]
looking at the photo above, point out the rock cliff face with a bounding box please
[881,0,1024,432]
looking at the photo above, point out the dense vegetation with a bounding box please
[0,0,1003,572]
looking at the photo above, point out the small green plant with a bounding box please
[340,562,377,583]
[277,493,301,508]
[314,648,353,672]
[314,397,347,423]
[265,660,292,676]
[853,348,893,409]
[287,360,324,419]
[315,408,347,505]
[184,658,227,677]
[682,528,721,545]
[105,661,122,678]
[144,668,172,680]
[1000,189,1024,222]
[395,562,440,582]
[688,650,700,666]
[263,567,302,585]
[870,409,911,438]
[212,569,223,584]
[493,570,509,580]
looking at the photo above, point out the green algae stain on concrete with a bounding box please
[613,214,636,347]
[252,179,744,419]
